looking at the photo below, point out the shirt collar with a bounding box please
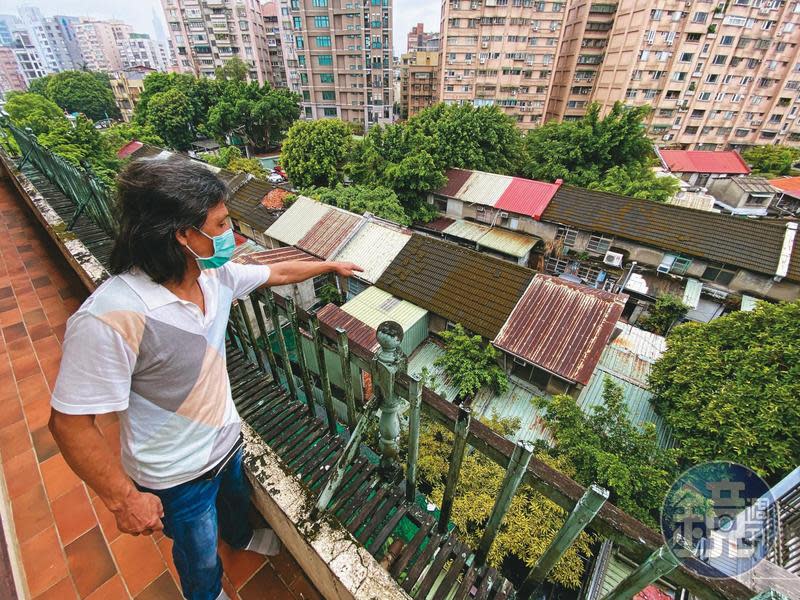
[120,269,188,311]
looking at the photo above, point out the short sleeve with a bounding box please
[219,262,271,300]
[51,312,135,415]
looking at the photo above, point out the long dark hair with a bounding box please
[110,157,227,283]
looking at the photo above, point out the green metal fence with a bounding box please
[5,121,119,237]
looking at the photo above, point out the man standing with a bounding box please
[49,157,362,600]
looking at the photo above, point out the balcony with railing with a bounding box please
[0,123,795,600]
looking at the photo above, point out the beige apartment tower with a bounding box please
[400,51,440,117]
[161,0,278,86]
[277,0,394,130]
[439,0,800,147]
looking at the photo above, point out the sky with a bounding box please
[11,0,440,55]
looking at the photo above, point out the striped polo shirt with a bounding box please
[51,262,270,489]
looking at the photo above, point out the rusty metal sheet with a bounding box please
[317,303,379,354]
[297,209,363,259]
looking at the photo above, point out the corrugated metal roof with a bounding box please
[458,171,513,206]
[682,278,703,309]
[435,168,473,198]
[477,227,540,258]
[768,175,800,199]
[494,177,561,219]
[407,340,460,402]
[341,286,427,332]
[607,322,666,365]
[233,245,319,266]
[667,192,718,212]
[296,208,363,259]
[493,274,627,385]
[544,185,800,282]
[377,234,534,339]
[740,294,759,311]
[421,217,456,232]
[659,149,751,174]
[442,219,491,242]
[117,140,143,158]
[473,376,551,445]
[730,176,778,194]
[316,303,380,354]
[331,221,411,283]
[265,196,331,246]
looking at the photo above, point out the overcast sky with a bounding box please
[11,0,440,55]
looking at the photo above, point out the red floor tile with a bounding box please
[32,576,78,600]
[110,532,167,596]
[11,482,52,542]
[40,452,82,501]
[239,564,294,600]
[84,574,129,600]
[52,484,96,545]
[219,539,267,589]
[134,571,182,600]
[64,527,117,597]
[3,448,38,498]
[92,495,122,543]
[20,526,69,597]
[0,419,32,463]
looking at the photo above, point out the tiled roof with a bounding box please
[263,188,291,209]
[493,274,627,385]
[127,143,165,160]
[265,196,332,246]
[377,234,534,338]
[659,149,750,174]
[494,177,561,219]
[226,179,280,232]
[435,168,473,198]
[296,209,362,259]
[420,216,455,232]
[544,185,799,281]
[331,220,411,283]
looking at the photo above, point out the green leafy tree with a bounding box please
[281,119,353,188]
[38,115,119,183]
[215,57,249,82]
[650,301,800,479]
[134,72,219,134]
[32,70,119,121]
[638,294,689,336]
[522,102,653,187]
[317,282,342,306]
[26,76,49,97]
[145,88,195,150]
[4,92,66,135]
[101,122,164,154]
[200,146,268,179]
[538,378,680,526]
[590,162,680,203]
[434,324,508,401]
[304,184,410,225]
[742,145,800,177]
[418,414,593,587]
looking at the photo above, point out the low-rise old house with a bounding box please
[707,176,780,216]
[656,148,751,187]
[768,176,800,218]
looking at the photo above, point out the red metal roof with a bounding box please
[494,177,562,220]
[435,168,473,198]
[317,303,380,354]
[116,140,143,159]
[768,176,800,199]
[233,246,319,265]
[659,150,750,174]
[493,274,627,386]
[297,209,362,259]
[422,217,456,232]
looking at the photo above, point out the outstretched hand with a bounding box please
[332,262,364,278]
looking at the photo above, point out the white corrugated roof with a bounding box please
[341,286,427,331]
[265,196,330,245]
[331,221,411,283]
[457,171,513,206]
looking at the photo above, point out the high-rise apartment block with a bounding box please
[438,0,566,128]
[277,0,394,129]
[438,0,800,148]
[161,0,276,84]
[74,19,131,72]
[118,33,171,72]
[407,22,440,52]
[17,8,83,74]
[9,28,45,85]
[262,1,288,88]
[0,46,26,94]
[400,50,439,117]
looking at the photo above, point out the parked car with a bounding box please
[273,165,287,178]
[268,172,285,184]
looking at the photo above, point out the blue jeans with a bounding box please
[137,449,253,600]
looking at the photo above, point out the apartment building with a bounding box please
[262,1,288,87]
[161,0,275,85]
[438,0,567,129]
[74,19,131,72]
[0,46,26,95]
[400,50,439,117]
[277,0,394,129]
[110,67,155,121]
[9,28,45,85]
[17,8,83,73]
[117,33,170,72]
[407,22,440,51]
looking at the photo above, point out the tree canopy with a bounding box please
[537,378,679,527]
[588,162,680,203]
[3,92,66,135]
[742,145,800,177]
[215,56,249,82]
[101,122,164,154]
[637,293,689,336]
[418,414,593,588]
[280,119,354,189]
[303,183,410,224]
[522,103,654,187]
[144,88,196,150]
[434,324,508,401]
[650,300,800,480]
[28,71,119,121]
[199,146,268,179]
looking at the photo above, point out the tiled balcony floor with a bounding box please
[0,177,320,599]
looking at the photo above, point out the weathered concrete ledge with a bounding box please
[242,424,411,600]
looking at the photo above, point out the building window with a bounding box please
[671,255,693,275]
[320,72,334,83]
[315,36,331,47]
[555,225,578,247]
[295,35,304,48]
[323,107,337,116]
[321,90,335,100]
[293,16,302,29]
[701,264,736,286]
[587,233,613,254]
[314,15,329,27]
[317,54,333,65]
[312,0,328,6]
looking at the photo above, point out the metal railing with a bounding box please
[5,121,119,237]
[226,289,760,600]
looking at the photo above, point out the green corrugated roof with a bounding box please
[477,227,539,258]
[341,286,427,331]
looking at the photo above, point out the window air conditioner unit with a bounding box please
[477,206,485,212]
[657,253,676,274]
[603,250,623,267]
[480,58,486,63]
[482,42,489,48]
[500,211,509,218]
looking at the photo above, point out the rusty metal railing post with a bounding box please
[372,321,408,481]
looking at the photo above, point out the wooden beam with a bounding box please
[308,312,337,436]
[439,406,471,534]
[283,296,313,415]
[249,292,280,381]
[263,290,299,403]
[601,544,680,600]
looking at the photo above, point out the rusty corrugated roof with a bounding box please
[296,209,363,259]
[227,179,280,232]
[377,234,534,338]
[544,185,800,282]
[317,303,380,354]
[435,168,473,198]
[458,171,513,206]
[232,245,319,266]
[493,274,627,385]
